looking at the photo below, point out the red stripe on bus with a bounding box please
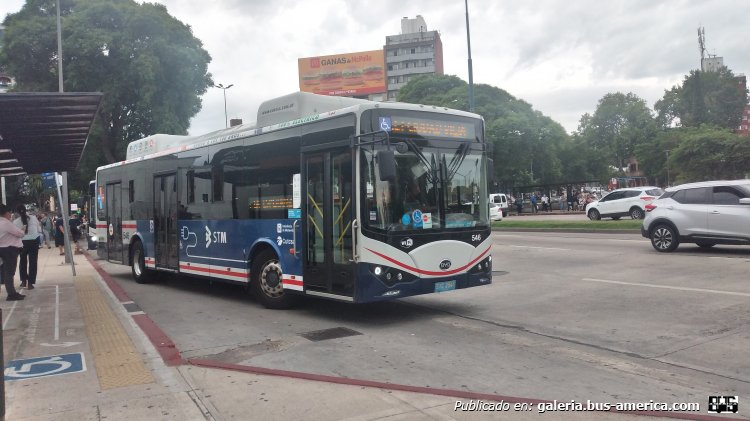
[122,224,136,228]
[96,224,107,228]
[365,246,491,276]
[282,278,303,286]
[180,264,247,279]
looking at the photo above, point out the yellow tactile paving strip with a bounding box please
[74,275,154,389]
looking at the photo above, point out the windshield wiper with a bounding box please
[445,142,470,182]
[400,138,438,184]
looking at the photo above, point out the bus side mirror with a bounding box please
[377,150,396,182]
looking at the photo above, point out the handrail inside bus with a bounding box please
[351,130,391,149]
[336,220,352,248]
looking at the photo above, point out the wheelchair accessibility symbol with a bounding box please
[4,352,86,381]
[378,117,392,132]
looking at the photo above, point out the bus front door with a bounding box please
[153,173,178,270]
[105,182,123,263]
[303,149,355,297]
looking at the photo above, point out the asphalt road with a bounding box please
[95,232,750,415]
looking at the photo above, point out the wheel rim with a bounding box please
[133,247,143,277]
[653,227,673,250]
[631,208,643,219]
[259,259,284,298]
[588,210,599,220]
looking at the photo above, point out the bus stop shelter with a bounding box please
[0,92,102,176]
[0,91,103,276]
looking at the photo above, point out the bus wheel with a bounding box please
[132,240,156,284]
[251,249,297,309]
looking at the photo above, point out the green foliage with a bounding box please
[655,67,746,130]
[0,0,213,190]
[397,75,585,190]
[669,126,749,183]
[577,92,658,169]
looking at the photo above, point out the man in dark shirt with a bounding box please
[68,213,82,253]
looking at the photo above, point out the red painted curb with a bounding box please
[132,314,185,366]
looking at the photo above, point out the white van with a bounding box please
[488,193,508,217]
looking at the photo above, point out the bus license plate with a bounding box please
[434,280,456,293]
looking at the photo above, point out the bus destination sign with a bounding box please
[389,116,475,140]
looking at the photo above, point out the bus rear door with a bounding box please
[105,182,124,263]
[153,173,178,270]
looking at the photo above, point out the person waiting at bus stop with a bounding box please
[14,205,41,290]
[0,203,26,301]
[55,214,66,255]
[69,212,82,254]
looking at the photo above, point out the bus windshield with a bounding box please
[361,140,487,232]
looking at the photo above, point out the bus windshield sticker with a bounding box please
[422,213,432,229]
[411,210,423,228]
[288,208,301,219]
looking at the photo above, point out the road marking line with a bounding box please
[509,245,570,251]
[2,300,19,330]
[582,278,750,297]
[54,285,60,341]
[708,256,750,262]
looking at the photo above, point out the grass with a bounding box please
[492,219,642,230]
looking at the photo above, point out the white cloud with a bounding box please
[4,0,749,134]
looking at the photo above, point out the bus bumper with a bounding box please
[354,261,493,303]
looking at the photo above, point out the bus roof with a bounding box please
[117,92,482,165]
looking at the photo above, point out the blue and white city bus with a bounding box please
[95,92,493,308]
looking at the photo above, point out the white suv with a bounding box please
[489,193,508,217]
[642,180,750,252]
[586,186,664,220]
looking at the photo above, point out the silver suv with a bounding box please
[642,180,750,252]
[586,186,664,220]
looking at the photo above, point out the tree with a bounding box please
[634,129,683,186]
[0,0,213,190]
[668,126,749,183]
[655,67,747,130]
[577,92,658,170]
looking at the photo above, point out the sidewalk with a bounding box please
[0,247,727,421]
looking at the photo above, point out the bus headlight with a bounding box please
[91,235,98,242]
[374,266,382,276]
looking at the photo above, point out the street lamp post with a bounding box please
[215,83,234,128]
[464,0,475,112]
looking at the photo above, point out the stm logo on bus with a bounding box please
[439,259,452,270]
[204,226,227,247]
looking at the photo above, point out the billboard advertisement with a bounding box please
[298,50,385,97]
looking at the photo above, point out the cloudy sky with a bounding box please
[3,0,749,135]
